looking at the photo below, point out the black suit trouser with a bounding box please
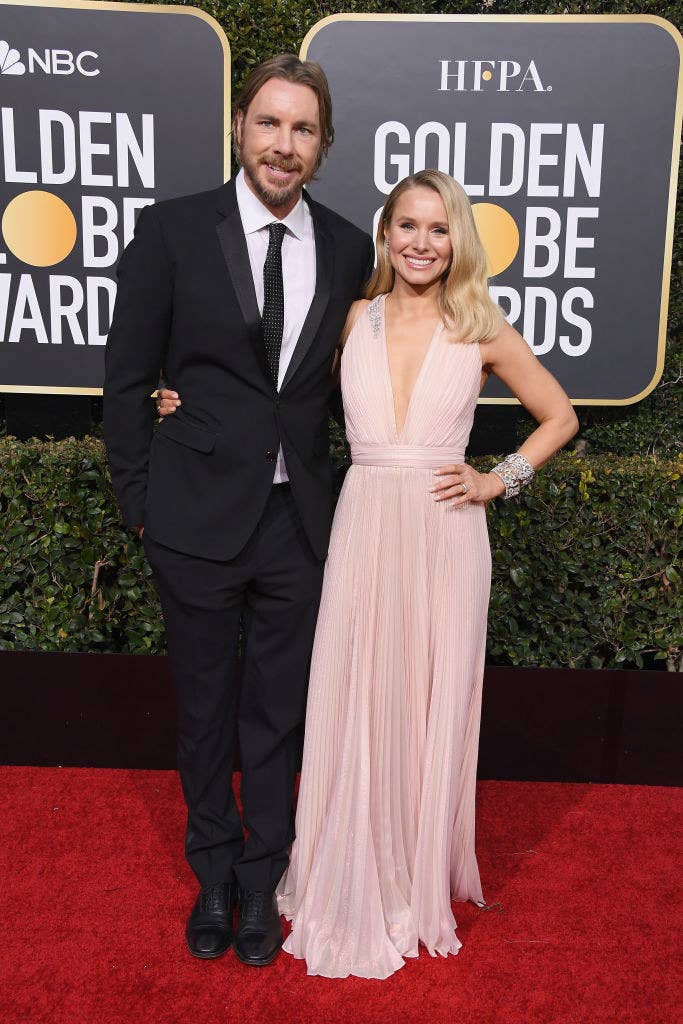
[143,483,324,892]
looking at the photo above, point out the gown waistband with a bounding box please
[350,445,465,469]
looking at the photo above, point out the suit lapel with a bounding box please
[281,198,335,391]
[215,181,271,383]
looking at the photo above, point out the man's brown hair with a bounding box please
[232,54,334,174]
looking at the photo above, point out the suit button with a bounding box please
[265,450,277,462]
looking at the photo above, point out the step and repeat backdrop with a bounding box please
[0,5,680,404]
[303,14,682,404]
[0,0,229,394]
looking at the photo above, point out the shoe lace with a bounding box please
[240,890,271,921]
[200,883,229,914]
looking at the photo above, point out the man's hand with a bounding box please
[156,388,181,416]
[429,464,506,507]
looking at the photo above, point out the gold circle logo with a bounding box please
[472,203,520,277]
[2,190,77,267]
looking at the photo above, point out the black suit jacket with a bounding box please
[103,178,374,561]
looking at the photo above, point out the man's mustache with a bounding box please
[260,157,303,173]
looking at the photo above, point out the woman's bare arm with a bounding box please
[432,322,578,505]
[483,321,579,469]
[340,299,370,350]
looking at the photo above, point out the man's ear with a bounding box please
[234,110,244,151]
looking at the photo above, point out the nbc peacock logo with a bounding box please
[0,41,99,76]
[0,41,26,76]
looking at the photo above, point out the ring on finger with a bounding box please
[461,482,468,494]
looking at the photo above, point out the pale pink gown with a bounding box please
[277,294,491,979]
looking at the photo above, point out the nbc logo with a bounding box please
[0,41,25,76]
[0,41,98,76]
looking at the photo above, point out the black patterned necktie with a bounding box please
[262,222,287,388]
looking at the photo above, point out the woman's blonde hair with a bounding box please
[366,170,503,344]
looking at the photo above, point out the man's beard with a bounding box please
[243,153,309,208]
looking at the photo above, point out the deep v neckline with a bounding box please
[380,293,442,443]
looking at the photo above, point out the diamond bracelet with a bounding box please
[490,453,536,500]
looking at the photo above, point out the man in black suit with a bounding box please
[103,55,373,966]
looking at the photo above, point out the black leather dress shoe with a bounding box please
[233,890,283,966]
[185,881,236,959]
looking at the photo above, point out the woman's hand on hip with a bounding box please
[430,464,506,506]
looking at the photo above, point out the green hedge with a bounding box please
[1,436,680,669]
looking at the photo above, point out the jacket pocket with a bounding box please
[155,416,216,453]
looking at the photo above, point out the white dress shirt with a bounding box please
[235,168,316,483]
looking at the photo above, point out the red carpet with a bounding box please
[0,769,678,1024]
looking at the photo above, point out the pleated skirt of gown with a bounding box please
[277,295,491,978]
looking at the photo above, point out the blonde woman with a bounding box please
[158,170,577,977]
